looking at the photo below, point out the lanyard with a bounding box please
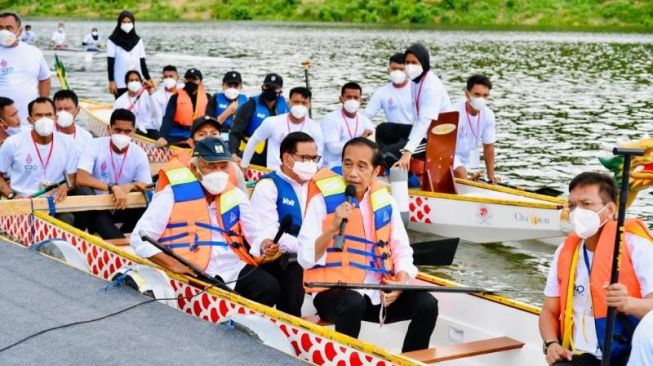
[286,114,306,134]
[415,72,428,115]
[340,109,359,139]
[582,242,592,275]
[32,133,54,179]
[465,106,481,141]
[109,140,129,183]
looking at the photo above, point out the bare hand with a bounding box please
[381,277,404,306]
[51,185,68,203]
[148,79,158,91]
[605,283,630,312]
[156,137,168,148]
[108,81,117,95]
[261,239,280,258]
[231,153,242,164]
[226,101,238,115]
[393,151,412,171]
[112,184,128,210]
[329,202,353,232]
[168,262,196,277]
[545,343,572,365]
[362,129,374,138]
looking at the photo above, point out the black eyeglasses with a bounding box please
[292,154,321,163]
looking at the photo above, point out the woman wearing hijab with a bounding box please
[82,27,101,52]
[106,11,154,98]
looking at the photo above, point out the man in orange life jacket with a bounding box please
[130,137,280,305]
[539,172,653,366]
[298,137,438,353]
[156,68,215,148]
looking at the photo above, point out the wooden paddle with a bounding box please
[423,111,459,194]
[301,60,312,118]
[0,192,147,217]
[411,237,459,266]
[303,281,539,294]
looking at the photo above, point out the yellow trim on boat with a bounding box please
[455,178,566,205]
[410,188,565,210]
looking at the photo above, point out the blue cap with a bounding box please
[192,137,234,162]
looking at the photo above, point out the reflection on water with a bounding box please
[32,20,653,307]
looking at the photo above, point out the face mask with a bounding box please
[570,206,608,239]
[58,28,64,33]
[406,64,424,80]
[199,170,230,195]
[261,89,277,102]
[56,111,74,128]
[470,97,486,111]
[343,99,360,114]
[293,161,318,181]
[162,78,177,89]
[121,23,134,33]
[290,105,308,120]
[34,117,55,137]
[6,126,22,135]
[224,88,240,100]
[92,31,98,36]
[111,133,131,150]
[390,70,407,85]
[127,81,142,93]
[184,82,198,94]
[0,29,17,47]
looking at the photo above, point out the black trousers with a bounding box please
[260,259,304,316]
[221,264,280,307]
[313,288,438,352]
[553,352,629,366]
[114,88,128,99]
[137,129,160,140]
[73,186,144,239]
[375,122,424,168]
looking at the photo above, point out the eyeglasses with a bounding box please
[292,154,321,163]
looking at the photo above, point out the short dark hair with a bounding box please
[163,65,177,73]
[0,12,21,27]
[124,70,142,85]
[25,24,31,30]
[280,132,315,160]
[27,97,55,116]
[110,108,136,127]
[342,137,383,168]
[466,74,492,91]
[53,89,79,107]
[389,52,405,64]
[569,172,618,204]
[341,81,362,96]
[289,86,311,100]
[0,96,14,116]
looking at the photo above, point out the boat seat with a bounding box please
[401,336,524,363]
[301,314,333,326]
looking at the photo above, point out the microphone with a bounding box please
[333,185,356,251]
[273,215,293,244]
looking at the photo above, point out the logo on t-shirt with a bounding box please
[387,96,395,108]
[24,153,37,173]
[0,59,13,74]
[100,160,109,180]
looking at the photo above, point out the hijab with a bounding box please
[405,43,431,83]
[108,11,140,52]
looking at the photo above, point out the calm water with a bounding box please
[29,20,653,306]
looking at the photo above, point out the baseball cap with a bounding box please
[263,73,283,88]
[184,68,203,81]
[223,71,242,84]
[191,115,222,136]
[192,137,233,162]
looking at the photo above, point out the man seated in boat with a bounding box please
[321,82,374,172]
[213,70,247,134]
[240,86,323,172]
[50,22,67,50]
[151,65,180,128]
[229,73,288,166]
[0,97,26,147]
[53,90,94,155]
[156,68,215,148]
[452,74,497,183]
[539,172,653,366]
[298,137,438,353]
[130,137,280,306]
[0,97,77,224]
[75,108,152,240]
[113,70,162,140]
[249,132,320,316]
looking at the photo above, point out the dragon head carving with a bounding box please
[599,138,653,208]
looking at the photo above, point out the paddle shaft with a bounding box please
[305,281,513,294]
[28,177,68,198]
[481,179,563,197]
[602,147,644,366]
[302,60,312,118]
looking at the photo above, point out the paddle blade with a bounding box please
[411,237,459,266]
[54,53,69,90]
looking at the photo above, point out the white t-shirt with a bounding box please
[106,39,146,89]
[628,311,653,366]
[151,88,176,124]
[544,234,653,357]
[0,131,78,196]
[405,71,452,153]
[83,34,100,51]
[59,125,94,156]
[51,30,66,46]
[364,82,413,125]
[113,92,162,132]
[241,113,324,171]
[321,108,374,168]
[453,100,496,170]
[0,42,51,124]
[77,136,152,191]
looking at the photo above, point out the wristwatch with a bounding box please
[543,339,559,354]
[107,183,116,193]
[5,191,15,200]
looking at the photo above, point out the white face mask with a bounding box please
[343,99,360,114]
[0,29,17,47]
[224,88,240,101]
[121,23,134,33]
[92,31,98,36]
[162,78,177,89]
[34,117,54,137]
[111,133,131,150]
[199,170,230,195]
[58,27,64,33]
[570,206,608,239]
[6,126,22,135]
[292,161,318,181]
[56,110,75,128]
[470,97,486,111]
[390,70,407,85]
[127,81,142,93]
[290,105,308,120]
[405,64,424,80]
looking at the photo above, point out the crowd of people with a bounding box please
[0,9,651,365]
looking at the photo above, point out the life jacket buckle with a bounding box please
[189,243,199,252]
[377,240,387,248]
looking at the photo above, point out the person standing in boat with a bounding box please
[75,108,151,240]
[365,53,413,133]
[107,11,154,99]
[157,68,214,147]
[53,89,94,155]
[214,71,247,134]
[229,73,288,165]
[50,22,67,50]
[130,137,281,306]
[298,137,438,353]
[0,12,51,125]
[20,24,36,45]
[0,97,28,147]
[249,132,320,316]
[82,27,101,52]
[539,172,653,366]
[113,70,162,139]
[321,82,374,171]
[151,65,179,125]
[452,74,497,183]
[240,86,323,172]
[390,43,452,170]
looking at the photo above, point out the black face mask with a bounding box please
[184,82,198,94]
[261,89,277,102]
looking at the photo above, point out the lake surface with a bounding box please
[28,20,653,305]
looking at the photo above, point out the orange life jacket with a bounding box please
[303,169,395,293]
[174,87,208,127]
[557,219,653,359]
[157,159,258,269]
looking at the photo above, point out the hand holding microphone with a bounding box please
[332,185,356,251]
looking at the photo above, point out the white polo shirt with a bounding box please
[321,108,374,168]
[114,92,162,132]
[364,82,413,125]
[106,39,146,89]
[453,100,496,170]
